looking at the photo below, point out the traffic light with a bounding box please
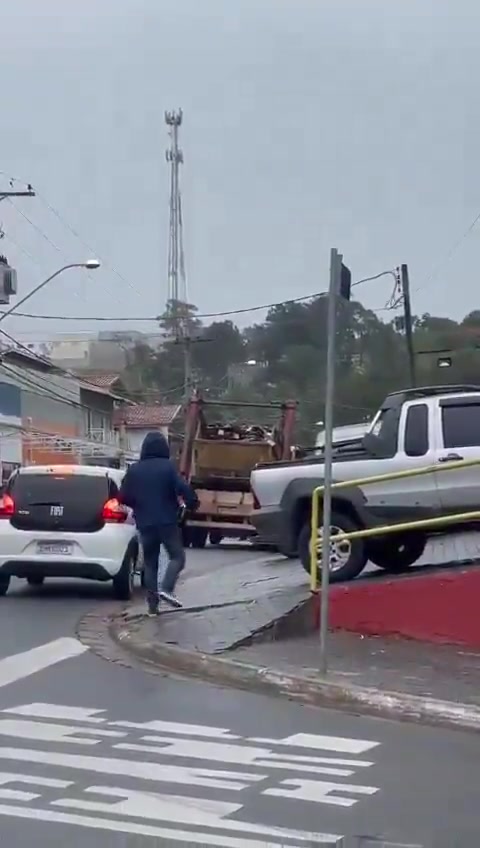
[340,262,351,301]
[0,256,17,305]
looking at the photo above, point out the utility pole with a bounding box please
[400,263,416,387]
[0,182,35,305]
[183,336,192,402]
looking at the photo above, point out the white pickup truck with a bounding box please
[250,384,480,582]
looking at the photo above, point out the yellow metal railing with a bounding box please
[310,455,480,591]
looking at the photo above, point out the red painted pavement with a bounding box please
[318,566,480,648]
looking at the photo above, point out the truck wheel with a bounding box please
[189,528,208,549]
[209,531,223,546]
[299,510,367,583]
[367,534,426,573]
[0,575,10,596]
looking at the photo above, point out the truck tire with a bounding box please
[367,534,426,573]
[209,531,223,546]
[299,510,367,583]
[188,528,208,549]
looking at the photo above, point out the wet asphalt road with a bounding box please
[0,545,478,847]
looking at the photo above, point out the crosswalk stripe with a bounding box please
[0,639,87,689]
[250,733,379,754]
[0,805,344,847]
[2,703,105,723]
[0,746,267,791]
[0,701,381,843]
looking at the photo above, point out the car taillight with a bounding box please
[0,494,14,518]
[252,489,261,510]
[102,498,128,523]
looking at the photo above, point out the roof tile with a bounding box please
[114,404,182,428]
[76,373,122,389]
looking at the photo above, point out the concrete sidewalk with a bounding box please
[112,531,480,732]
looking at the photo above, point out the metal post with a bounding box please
[319,248,341,675]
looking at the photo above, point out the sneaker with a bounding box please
[159,590,183,609]
[146,605,159,618]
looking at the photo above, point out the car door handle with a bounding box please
[438,453,464,463]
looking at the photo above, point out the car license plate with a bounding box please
[37,542,73,556]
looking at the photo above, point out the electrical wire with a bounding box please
[35,190,142,297]
[0,326,134,414]
[0,360,117,418]
[0,291,327,322]
[0,275,403,324]
[1,173,142,306]
[415,209,480,295]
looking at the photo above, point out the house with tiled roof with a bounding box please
[73,371,127,395]
[113,403,182,456]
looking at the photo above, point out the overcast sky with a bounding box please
[1,0,479,342]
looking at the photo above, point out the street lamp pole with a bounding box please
[0,260,100,324]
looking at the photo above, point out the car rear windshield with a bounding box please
[9,472,114,533]
[10,473,110,506]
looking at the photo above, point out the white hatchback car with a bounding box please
[0,464,140,599]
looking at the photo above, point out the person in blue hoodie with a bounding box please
[119,430,199,615]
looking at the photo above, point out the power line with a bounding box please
[0,291,328,322]
[415,208,480,295]
[0,325,130,401]
[0,172,143,299]
[35,191,142,297]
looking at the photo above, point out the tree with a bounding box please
[193,321,245,384]
[121,296,480,444]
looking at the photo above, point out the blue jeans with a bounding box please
[140,524,186,607]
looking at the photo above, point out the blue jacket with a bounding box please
[119,431,198,530]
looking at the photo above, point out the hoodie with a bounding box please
[119,431,198,530]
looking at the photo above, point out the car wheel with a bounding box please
[367,534,427,573]
[299,510,367,583]
[0,575,10,596]
[27,575,45,587]
[112,548,136,601]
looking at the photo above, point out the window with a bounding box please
[404,404,428,457]
[442,403,480,448]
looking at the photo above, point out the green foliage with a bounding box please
[122,297,480,444]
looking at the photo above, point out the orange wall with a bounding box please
[22,419,79,466]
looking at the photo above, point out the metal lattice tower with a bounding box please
[165,109,187,324]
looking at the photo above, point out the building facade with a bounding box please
[113,404,182,457]
[0,350,133,469]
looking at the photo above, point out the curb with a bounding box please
[111,616,480,734]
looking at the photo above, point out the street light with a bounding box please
[0,260,101,323]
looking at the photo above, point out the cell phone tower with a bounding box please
[165,109,187,331]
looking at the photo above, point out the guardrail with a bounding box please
[310,455,480,591]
